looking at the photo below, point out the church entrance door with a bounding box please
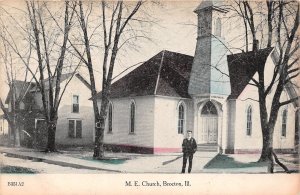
[198,101,218,144]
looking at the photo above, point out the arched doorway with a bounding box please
[198,101,218,143]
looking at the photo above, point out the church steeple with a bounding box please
[194,0,227,38]
[188,0,231,96]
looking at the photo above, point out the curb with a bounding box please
[1,151,122,173]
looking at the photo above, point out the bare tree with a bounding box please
[0,1,80,152]
[0,26,35,147]
[231,0,299,173]
[67,0,152,158]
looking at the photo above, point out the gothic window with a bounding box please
[201,101,217,115]
[246,106,252,136]
[129,101,135,133]
[178,103,185,134]
[281,109,287,137]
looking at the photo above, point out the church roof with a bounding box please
[227,47,274,99]
[94,48,278,100]
[94,50,194,99]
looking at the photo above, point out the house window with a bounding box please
[68,119,82,138]
[72,95,79,113]
[108,102,113,133]
[281,109,287,137]
[129,101,135,133]
[178,103,185,134]
[246,106,252,136]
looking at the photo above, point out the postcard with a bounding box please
[0,0,299,194]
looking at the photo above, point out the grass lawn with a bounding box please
[0,166,38,173]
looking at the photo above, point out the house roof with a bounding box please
[5,80,34,104]
[75,73,92,90]
[227,47,274,99]
[5,73,90,104]
[94,50,194,99]
[29,73,91,92]
[30,73,73,92]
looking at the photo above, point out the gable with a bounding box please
[227,48,273,99]
[5,81,34,104]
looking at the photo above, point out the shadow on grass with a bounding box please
[0,166,37,173]
[204,154,267,169]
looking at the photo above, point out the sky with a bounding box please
[0,1,203,101]
[0,1,204,98]
[0,0,298,104]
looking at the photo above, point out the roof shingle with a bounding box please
[94,50,194,99]
[227,47,273,99]
[95,48,276,100]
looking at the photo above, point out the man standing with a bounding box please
[181,130,197,173]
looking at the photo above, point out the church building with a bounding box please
[94,1,298,154]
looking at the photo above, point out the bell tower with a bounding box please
[188,0,231,96]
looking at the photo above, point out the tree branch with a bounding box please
[279,96,299,107]
[272,151,290,173]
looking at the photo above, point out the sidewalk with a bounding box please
[0,146,217,173]
[0,146,298,173]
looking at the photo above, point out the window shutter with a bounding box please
[68,120,75,138]
[76,120,82,138]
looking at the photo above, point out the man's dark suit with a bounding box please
[181,137,197,173]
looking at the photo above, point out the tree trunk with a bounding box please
[12,112,20,147]
[259,129,270,162]
[46,118,57,152]
[14,126,21,147]
[93,117,105,158]
[259,119,277,173]
[10,122,16,147]
[259,132,274,173]
[93,89,109,158]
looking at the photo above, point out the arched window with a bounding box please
[129,101,135,133]
[108,102,113,133]
[201,101,217,115]
[281,109,287,137]
[246,106,252,136]
[178,103,185,134]
[215,18,222,37]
